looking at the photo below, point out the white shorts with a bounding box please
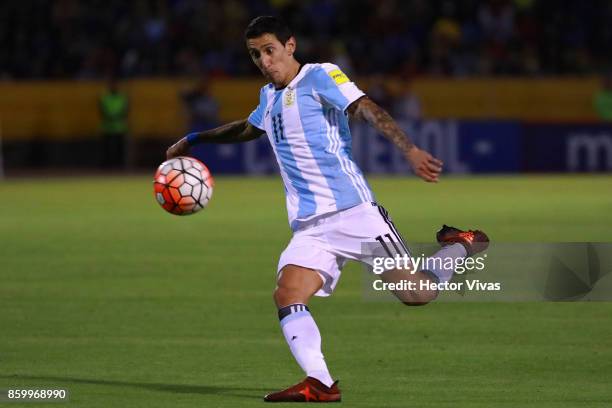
[277,202,410,297]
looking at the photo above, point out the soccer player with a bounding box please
[166,16,488,403]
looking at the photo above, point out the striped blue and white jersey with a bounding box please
[248,63,375,231]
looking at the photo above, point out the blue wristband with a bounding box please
[186,132,199,146]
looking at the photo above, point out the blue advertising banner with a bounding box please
[522,124,612,172]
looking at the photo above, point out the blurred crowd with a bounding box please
[2,0,611,79]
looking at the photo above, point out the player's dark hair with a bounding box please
[244,16,293,45]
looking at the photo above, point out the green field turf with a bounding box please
[1,175,611,407]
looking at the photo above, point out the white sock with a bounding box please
[424,243,467,283]
[278,304,334,388]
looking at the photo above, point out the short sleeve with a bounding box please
[247,87,268,130]
[312,63,365,112]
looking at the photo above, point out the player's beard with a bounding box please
[265,70,283,87]
[261,69,273,82]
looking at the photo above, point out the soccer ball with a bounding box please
[153,156,214,215]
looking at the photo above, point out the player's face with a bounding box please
[247,33,296,86]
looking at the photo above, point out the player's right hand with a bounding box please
[406,147,443,183]
[166,137,190,160]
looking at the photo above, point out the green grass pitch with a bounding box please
[1,175,612,407]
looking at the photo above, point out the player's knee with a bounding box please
[272,286,284,304]
[273,285,307,308]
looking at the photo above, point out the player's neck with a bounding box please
[275,60,301,90]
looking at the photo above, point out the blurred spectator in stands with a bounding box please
[366,75,394,112]
[181,77,220,133]
[175,47,202,76]
[2,0,612,79]
[594,73,612,121]
[428,14,462,76]
[479,0,515,43]
[478,0,515,74]
[99,78,129,169]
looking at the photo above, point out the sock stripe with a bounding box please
[278,303,310,321]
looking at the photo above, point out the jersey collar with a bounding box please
[274,64,311,91]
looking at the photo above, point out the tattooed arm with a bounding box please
[166,119,264,160]
[347,96,443,182]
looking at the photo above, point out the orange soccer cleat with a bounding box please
[436,224,489,256]
[264,377,341,403]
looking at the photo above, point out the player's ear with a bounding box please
[285,36,296,56]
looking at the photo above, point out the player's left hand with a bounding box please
[406,147,443,183]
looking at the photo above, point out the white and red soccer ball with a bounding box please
[153,156,214,215]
